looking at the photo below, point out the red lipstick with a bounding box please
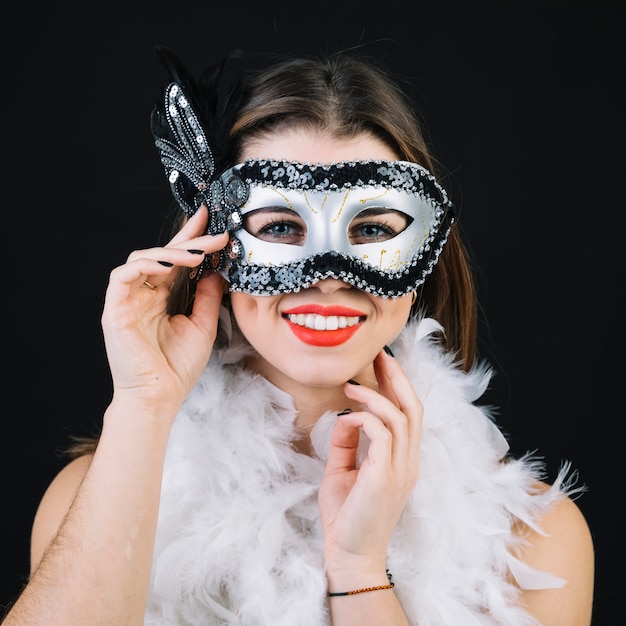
[282,305,365,347]
[283,305,365,317]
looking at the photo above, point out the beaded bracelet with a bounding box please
[327,582,395,597]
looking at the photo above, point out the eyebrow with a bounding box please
[352,208,407,217]
[246,206,297,215]
[246,206,408,218]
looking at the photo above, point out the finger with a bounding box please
[372,355,423,477]
[126,232,228,265]
[373,350,424,443]
[167,204,210,246]
[342,374,420,469]
[333,411,394,482]
[323,416,362,476]
[188,273,227,340]
[342,380,407,436]
[124,232,229,289]
[104,260,169,310]
[373,351,398,407]
[337,403,419,506]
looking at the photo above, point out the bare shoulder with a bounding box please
[30,454,94,572]
[515,480,595,626]
[519,480,594,571]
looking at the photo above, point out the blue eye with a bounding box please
[353,223,395,239]
[243,208,307,245]
[260,221,303,238]
[348,209,411,244]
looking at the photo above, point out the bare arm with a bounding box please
[2,207,228,625]
[6,402,174,626]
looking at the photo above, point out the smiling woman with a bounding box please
[1,46,594,626]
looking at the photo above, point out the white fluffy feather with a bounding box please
[145,318,575,625]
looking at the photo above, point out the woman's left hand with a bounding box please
[318,348,423,579]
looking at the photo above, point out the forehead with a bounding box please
[239,129,399,164]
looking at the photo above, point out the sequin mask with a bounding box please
[150,76,454,297]
[206,159,455,298]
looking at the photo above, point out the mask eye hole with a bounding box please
[348,208,413,245]
[242,207,307,246]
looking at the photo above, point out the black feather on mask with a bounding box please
[149,46,281,278]
[149,45,246,217]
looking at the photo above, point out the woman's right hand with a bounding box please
[1,207,229,626]
[101,205,229,413]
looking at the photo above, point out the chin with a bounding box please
[288,356,375,389]
[286,365,350,388]
[257,356,353,390]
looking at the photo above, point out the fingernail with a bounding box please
[187,249,205,255]
[346,379,360,385]
[337,408,353,416]
[383,345,394,357]
[158,260,174,267]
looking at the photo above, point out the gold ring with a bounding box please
[143,280,157,290]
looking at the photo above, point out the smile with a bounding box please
[282,305,365,347]
[284,313,360,330]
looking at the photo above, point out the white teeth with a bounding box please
[286,314,361,330]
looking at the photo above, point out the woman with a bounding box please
[2,49,594,625]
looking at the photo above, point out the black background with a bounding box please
[1,1,623,623]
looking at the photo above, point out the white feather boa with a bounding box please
[145,317,575,625]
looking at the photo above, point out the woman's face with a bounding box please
[230,128,414,390]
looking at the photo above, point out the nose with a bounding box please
[312,278,352,294]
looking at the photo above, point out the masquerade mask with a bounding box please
[150,50,455,297]
[210,159,454,297]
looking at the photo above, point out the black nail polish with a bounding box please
[158,260,174,267]
[346,379,360,385]
[383,345,395,357]
[187,249,205,255]
[337,408,353,416]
